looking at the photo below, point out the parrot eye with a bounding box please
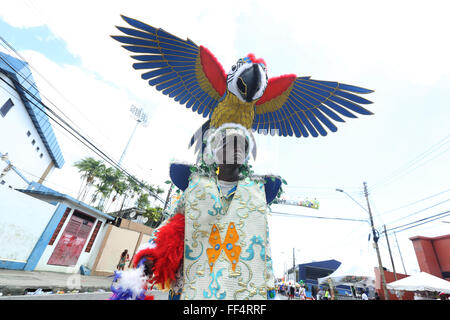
[231,65,237,71]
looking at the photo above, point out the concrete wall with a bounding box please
[34,200,110,274]
[92,225,140,275]
[0,185,55,265]
[0,72,53,189]
[92,220,154,276]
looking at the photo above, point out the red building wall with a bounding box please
[374,268,414,300]
[409,234,450,280]
[373,234,450,300]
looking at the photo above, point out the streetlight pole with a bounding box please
[100,105,148,211]
[362,182,390,300]
[118,105,149,166]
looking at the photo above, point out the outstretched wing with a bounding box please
[112,15,227,118]
[253,75,374,137]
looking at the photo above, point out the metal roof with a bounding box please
[0,52,65,168]
[18,182,114,221]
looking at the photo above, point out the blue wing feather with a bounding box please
[298,110,319,137]
[112,15,222,119]
[305,109,328,136]
[253,77,373,138]
[317,105,345,123]
[329,95,373,115]
[323,100,357,118]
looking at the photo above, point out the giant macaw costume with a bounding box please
[109,15,374,300]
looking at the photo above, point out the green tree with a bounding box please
[105,168,127,212]
[73,158,165,213]
[143,206,163,227]
[74,157,104,202]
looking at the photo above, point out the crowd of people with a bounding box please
[276,281,379,300]
[276,282,332,300]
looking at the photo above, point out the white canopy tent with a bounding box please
[386,271,450,294]
[318,261,376,287]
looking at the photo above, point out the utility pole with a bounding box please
[293,248,296,282]
[384,225,397,280]
[363,182,389,300]
[293,247,295,269]
[394,231,407,275]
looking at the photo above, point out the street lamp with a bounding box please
[118,105,149,166]
[335,188,370,216]
[336,183,390,300]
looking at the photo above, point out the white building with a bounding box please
[0,52,64,189]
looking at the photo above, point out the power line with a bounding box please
[384,210,450,235]
[0,35,122,152]
[368,135,449,193]
[270,210,368,223]
[385,198,450,225]
[0,38,86,136]
[0,37,166,205]
[381,188,450,215]
[0,70,165,205]
[0,38,125,171]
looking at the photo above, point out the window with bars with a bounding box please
[85,220,102,253]
[49,207,71,245]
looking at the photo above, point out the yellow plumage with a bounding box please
[210,92,255,129]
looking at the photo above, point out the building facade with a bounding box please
[0,52,64,189]
[409,234,450,280]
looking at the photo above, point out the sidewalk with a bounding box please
[0,268,113,296]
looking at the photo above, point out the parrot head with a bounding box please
[226,54,268,103]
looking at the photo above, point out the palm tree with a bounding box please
[92,166,115,209]
[143,206,163,227]
[74,157,104,202]
[106,168,127,212]
[74,158,165,213]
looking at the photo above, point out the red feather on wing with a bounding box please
[199,46,227,97]
[256,74,296,105]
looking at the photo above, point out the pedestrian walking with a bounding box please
[289,284,295,300]
[323,288,330,300]
[317,287,324,300]
[311,285,317,300]
[117,249,129,271]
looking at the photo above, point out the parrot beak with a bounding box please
[236,64,264,103]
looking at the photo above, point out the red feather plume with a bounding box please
[133,213,185,289]
[247,53,266,67]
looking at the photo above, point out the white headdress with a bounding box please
[202,123,256,166]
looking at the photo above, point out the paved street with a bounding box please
[0,290,169,300]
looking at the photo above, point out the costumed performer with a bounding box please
[110,123,283,300]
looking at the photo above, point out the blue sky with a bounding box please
[0,1,449,278]
[0,18,79,65]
